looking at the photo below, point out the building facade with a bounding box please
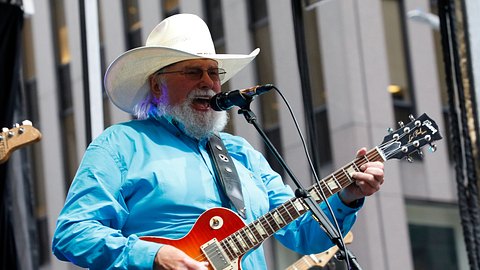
[15,0,474,269]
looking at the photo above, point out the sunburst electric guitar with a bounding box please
[141,113,442,270]
[285,232,353,270]
[0,120,42,164]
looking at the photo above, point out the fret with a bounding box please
[235,233,248,250]
[261,216,275,235]
[309,254,320,263]
[267,212,281,231]
[272,211,285,227]
[292,198,305,213]
[226,236,240,255]
[253,220,267,237]
[332,174,341,188]
[250,224,262,242]
[341,168,354,183]
[258,217,270,236]
[352,161,361,172]
[282,204,294,223]
[345,165,356,178]
[231,234,244,255]
[325,177,339,193]
[277,205,290,225]
[243,226,258,246]
[220,240,235,261]
[310,185,321,201]
[231,234,246,255]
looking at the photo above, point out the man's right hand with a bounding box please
[154,245,209,270]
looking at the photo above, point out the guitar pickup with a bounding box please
[201,238,231,269]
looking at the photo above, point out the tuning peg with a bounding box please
[409,115,416,121]
[22,120,33,126]
[429,143,437,152]
[398,121,405,127]
[13,123,20,128]
[405,156,414,163]
[2,127,8,133]
[418,150,424,158]
[387,128,394,134]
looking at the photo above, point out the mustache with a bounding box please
[187,89,217,100]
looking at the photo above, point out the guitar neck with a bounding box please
[217,148,385,261]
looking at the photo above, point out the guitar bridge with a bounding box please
[201,238,231,269]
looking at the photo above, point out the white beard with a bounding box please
[158,89,228,140]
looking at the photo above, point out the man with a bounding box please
[52,14,384,270]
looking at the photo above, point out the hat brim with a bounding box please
[104,46,260,114]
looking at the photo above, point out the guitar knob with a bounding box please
[22,120,33,126]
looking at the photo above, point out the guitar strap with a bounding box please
[207,134,246,219]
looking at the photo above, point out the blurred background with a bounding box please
[1,0,479,269]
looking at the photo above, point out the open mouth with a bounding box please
[191,96,212,111]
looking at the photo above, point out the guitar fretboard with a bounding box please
[218,147,385,260]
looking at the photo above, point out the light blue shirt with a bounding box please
[52,116,362,269]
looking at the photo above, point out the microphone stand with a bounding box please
[237,102,362,270]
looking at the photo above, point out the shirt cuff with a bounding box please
[332,193,364,213]
[128,238,163,270]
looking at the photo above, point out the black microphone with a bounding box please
[209,84,274,111]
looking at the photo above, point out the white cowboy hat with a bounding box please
[104,13,260,114]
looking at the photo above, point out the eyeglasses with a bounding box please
[156,67,226,82]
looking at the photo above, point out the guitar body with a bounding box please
[141,207,246,270]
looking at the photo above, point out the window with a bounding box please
[123,0,142,50]
[247,0,283,175]
[50,0,78,184]
[303,7,332,166]
[407,202,468,270]
[162,0,179,18]
[382,0,416,124]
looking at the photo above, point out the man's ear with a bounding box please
[149,75,162,98]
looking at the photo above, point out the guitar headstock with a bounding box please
[0,120,42,164]
[379,113,442,161]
